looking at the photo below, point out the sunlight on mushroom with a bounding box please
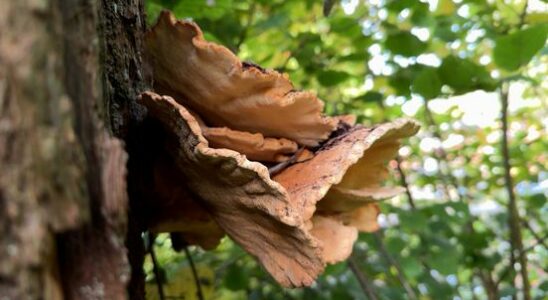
[139,10,420,288]
[138,91,419,287]
[139,92,324,287]
[145,11,337,147]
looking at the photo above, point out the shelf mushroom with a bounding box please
[141,10,420,288]
[139,92,419,287]
[139,92,323,287]
[145,10,337,147]
[189,110,301,163]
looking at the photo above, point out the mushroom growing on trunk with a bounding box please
[140,11,420,288]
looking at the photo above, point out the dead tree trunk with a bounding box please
[0,0,147,299]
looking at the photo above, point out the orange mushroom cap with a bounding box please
[139,91,325,287]
[145,11,337,147]
[139,91,419,286]
[141,13,419,287]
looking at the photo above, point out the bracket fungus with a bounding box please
[140,11,420,288]
[191,112,300,162]
[145,10,337,147]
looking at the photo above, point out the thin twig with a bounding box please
[518,0,529,29]
[522,219,548,249]
[323,0,336,17]
[422,102,502,298]
[234,3,256,53]
[523,233,548,253]
[423,103,464,202]
[376,101,439,292]
[496,232,546,286]
[376,101,416,210]
[348,254,379,300]
[373,231,418,300]
[500,86,531,300]
[395,156,416,209]
[477,270,499,300]
[183,246,205,300]
[149,234,166,300]
[214,253,246,274]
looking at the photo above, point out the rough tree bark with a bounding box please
[0,0,147,299]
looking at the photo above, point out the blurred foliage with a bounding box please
[144,0,547,299]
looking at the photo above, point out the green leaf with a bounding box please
[331,285,354,300]
[173,0,234,21]
[435,0,456,16]
[399,210,428,231]
[494,25,548,71]
[526,12,548,25]
[145,2,164,25]
[401,257,422,278]
[329,16,361,37]
[337,52,369,62]
[429,246,459,275]
[500,286,518,297]
[388,66,420,96]
[410,2,433,27]
[385,31,428,57]
[412,67,442,99]
[438,55,497,93]
[254,13,289,34]
[317,70,352,87]
[527,193,547,209]
[354,91,383,103]
[433,16,460,42]
[324,262,347,276]
[386,0,417,13]
[386,236,407,253]
[438,56,475,90]
[223,263,249,291]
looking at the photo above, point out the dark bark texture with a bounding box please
[98,1,150,299]
[0,0,148,299]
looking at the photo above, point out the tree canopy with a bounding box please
[143,0,547,299]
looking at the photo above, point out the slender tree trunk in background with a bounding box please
[500,87,530,300]
[0,0,147,299]
[478,271,499,300]
[348,255,378,300]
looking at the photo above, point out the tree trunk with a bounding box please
[0,0,147,299]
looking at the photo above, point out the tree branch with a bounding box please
[234,3,256,53]
[500,86,531,300]
[477,270,499,300]
[149,234,166,300]
[518,0,529,29]
[376,101,416,210]
[183,246,205,300]
[348,253,379,300]
[376,101,442,292]
[522,219,548,249]
[496,232,546,286]
[170,234,204,300]
[395,156,416,210]
[373,232,418,300]
[422,101,503,298]
[423,102,464,202]
[524,233,548,253]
